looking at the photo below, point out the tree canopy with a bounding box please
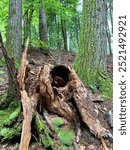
[0,0,82,52]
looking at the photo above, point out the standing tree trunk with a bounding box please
[96,0,107,70]
[39,6,48,54]
[61,17,68,51]
[6,0,22,100]
[23,6,34,45]
[109,0,113,34]
[107,21,112,55]
[74,0,112,97]
[107,0,113,55]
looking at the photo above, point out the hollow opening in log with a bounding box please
[50,65,70,87]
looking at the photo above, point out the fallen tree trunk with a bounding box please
[18,49,112,149]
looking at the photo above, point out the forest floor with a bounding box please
[0,48,113,150]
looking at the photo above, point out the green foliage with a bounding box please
[0,99,21,141]
[14,61,21,69]
[0,126,21,140]
[8,107,21,125]
[30,39,49,49]
[51,118,64,127]
[0,0,8,41]
[58,129,75,146]
[0,105,20,127]
[0,91,8,108]
[0,57,6,67]
[1,0,81,52]
[35,113,53,148]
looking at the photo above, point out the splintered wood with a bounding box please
[17,38,32,150]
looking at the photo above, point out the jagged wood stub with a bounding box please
[18,38,32,150]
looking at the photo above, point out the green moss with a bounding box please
[58,129,75,146]
[35,113,53,148]
[97,71,112,100]
[51,118,64,127]
[35,114,45,132]
[40,136,53,148]
[75,68,112,100]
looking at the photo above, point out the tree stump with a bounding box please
[18,49,112,149]
[36,64,112,138]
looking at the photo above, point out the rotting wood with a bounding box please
[36,64,112,139]
[17,46,112,149]
[18,37,32,150]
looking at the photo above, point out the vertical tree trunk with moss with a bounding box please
[39,5,48,54]
[6,0,22,100]
[74,0,112,98]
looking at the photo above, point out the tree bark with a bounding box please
[0,32,19,101]
[23,6,34,45]
[39,6,48,54]
[6,0,22,99]
[6,0,22,62]
[61,18,68,51]
[74,0,110,91]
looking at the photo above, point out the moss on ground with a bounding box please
[51,118,64,127]
[58,128,75,146]
[51,117,75,147]
[35,113,54,148]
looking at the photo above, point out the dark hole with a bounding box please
[50,65,70,87]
